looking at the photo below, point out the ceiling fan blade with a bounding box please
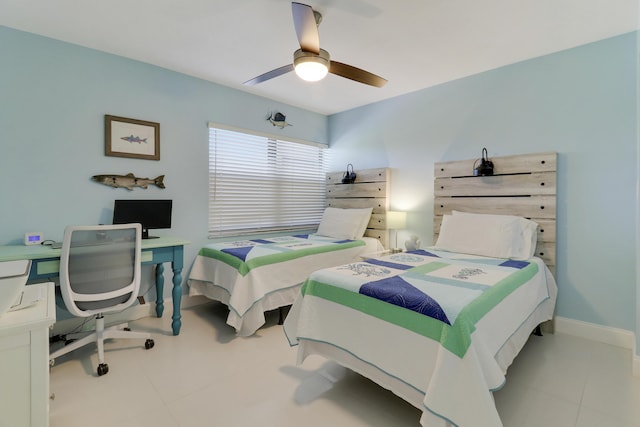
[329,61,388,88]
[292,2,320,54]
[243,64,294,86]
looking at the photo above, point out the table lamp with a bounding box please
[386,211,407,253]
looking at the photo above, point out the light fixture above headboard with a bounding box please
[326,168,391,248]
[434,152,557,273]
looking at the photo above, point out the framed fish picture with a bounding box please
[105,115,160,160]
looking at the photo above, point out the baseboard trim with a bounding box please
[555,316,640,377]
[555,316,635,349]
[634,342,640,376]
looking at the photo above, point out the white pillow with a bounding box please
[435,211,538,259]
[316,207,372,240]
[451,211,538,258]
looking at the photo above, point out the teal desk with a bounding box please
[0,237,190,335]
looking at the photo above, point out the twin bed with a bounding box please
[187,233,383,335]
[188,152,558,427]
[283,152,558,427]
[188,168,390,336]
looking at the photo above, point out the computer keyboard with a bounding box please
[48,240,114,249]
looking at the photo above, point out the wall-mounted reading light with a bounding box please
[473,147,494,176]
[341,163,356,184]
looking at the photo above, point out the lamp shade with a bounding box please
[386,211,407,230]
[294,61,328,82]
[294,49,330,82]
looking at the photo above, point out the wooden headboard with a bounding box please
[434,152,557,273]
[326,168,391,249]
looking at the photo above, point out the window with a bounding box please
[208,124,329,237]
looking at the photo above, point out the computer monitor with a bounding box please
[112,199,172,239]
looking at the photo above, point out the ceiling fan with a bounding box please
[243,2,387,88]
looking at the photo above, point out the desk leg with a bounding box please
[171,264,183,335]
[155,264,165,318]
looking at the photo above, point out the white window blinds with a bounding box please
[208,125,329,237]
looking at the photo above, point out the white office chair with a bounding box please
[49,224,154,376]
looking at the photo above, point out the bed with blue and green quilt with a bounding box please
[284,248,557,427]
[188,234,383,336]
[283,152,558,427]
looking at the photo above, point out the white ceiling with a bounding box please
[1,0,638,115]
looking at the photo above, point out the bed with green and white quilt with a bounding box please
[284,248,557,427]
[188,234,383,336]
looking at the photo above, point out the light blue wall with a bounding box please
[0,26,327,300]
[2,26,638,351]
[329,33,638,340]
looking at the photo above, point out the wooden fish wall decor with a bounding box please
[91,173,165,191]
[267,111,292,128]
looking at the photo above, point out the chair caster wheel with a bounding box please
[97,363,109,376]
[145,339,155,349]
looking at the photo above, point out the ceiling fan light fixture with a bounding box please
[244,4,386,88]
[294,49,330,82]
[295,61,328,81]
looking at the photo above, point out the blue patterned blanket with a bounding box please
[198,234,365,276]
[300,249,547,358]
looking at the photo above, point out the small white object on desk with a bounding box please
[0,259,31,317]
[9,285,46,312]
[24,232,44,246]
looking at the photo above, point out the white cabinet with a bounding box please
[0,282,55,427]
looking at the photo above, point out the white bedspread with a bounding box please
[284,249,557,427]
[188,235,382,336]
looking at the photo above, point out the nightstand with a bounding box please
[359,248,403,260]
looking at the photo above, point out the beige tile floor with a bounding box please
[49,302,640,427]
